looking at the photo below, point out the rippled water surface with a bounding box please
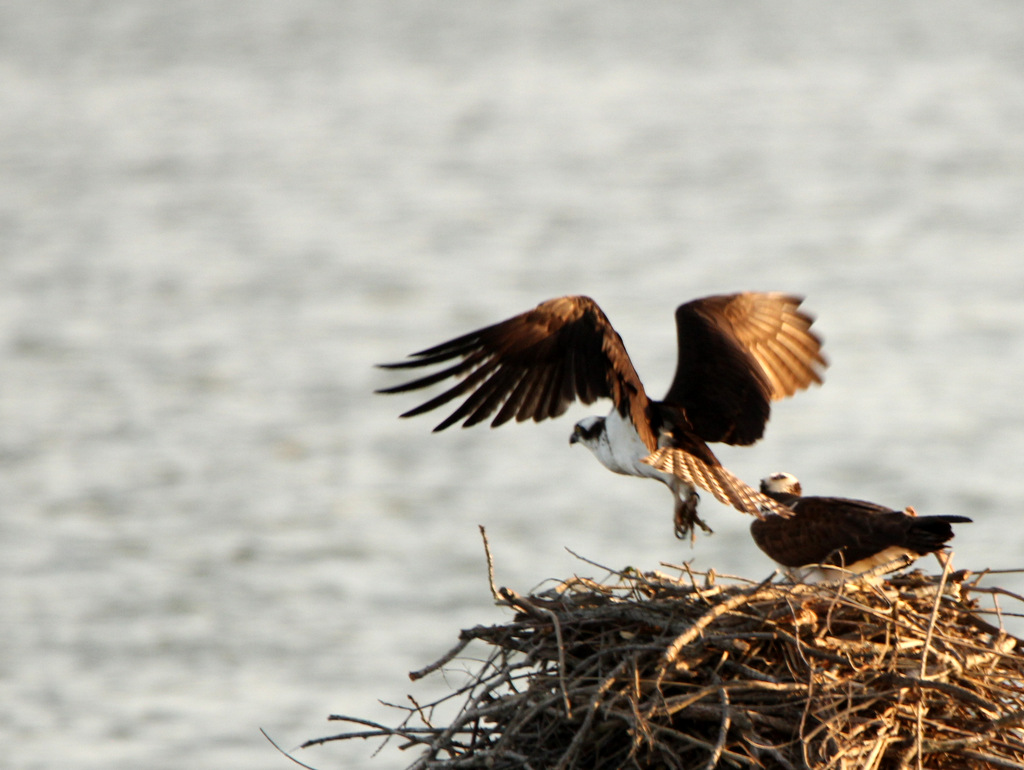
[3,3,1024,768]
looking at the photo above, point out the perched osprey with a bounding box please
[751,472,972,582]
[377,293,826,538]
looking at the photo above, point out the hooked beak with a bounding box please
[569,428,580,445]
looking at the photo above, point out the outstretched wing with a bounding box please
[663,293,826,445]
[642,443,792,518]
[376,296,653,441]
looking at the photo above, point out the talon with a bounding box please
[673,490,713,541]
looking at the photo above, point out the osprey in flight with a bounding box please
[377,293,826,538]
[751,472,972,582]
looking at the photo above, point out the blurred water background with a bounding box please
[2,2,1024,768]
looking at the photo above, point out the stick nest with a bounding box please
[309,560,1024,769]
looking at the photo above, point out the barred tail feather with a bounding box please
[642,447,792,519]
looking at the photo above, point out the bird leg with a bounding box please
[672,480,713,542]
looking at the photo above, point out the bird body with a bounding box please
[378,293,826,538]
[752,472,972,582]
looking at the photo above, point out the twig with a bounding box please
[884,674,999,714]
[700,682,730,770]
[409,636,472,682]
[960,749,1024,769]
[920,554,952,679]
[744,729,799,770]
[261,728,322,770]
[915,697,925,770]
[564,546,627,578]
[479,525,499,601]
[312,716,447,745]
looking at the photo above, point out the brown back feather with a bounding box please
[751,495,971,568]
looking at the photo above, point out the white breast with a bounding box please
[594,410,669,482]
[787,546,918,584]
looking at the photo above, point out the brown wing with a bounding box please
[663,293,826,445]
[642,443,792,518]
[750,497,968,568]
[376,296,654,441]
[750,498,882,567]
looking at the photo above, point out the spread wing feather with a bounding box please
[377,296,653,442]
[642,446,791,518]
[718,293,825,399]
[664,293,826,445]
[491,369,530,426]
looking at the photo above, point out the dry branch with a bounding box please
[307,563,1024,769]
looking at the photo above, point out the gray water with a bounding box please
[3,2,1024,768]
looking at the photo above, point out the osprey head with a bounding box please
[760,472,802,497]
[570,416,606,448]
